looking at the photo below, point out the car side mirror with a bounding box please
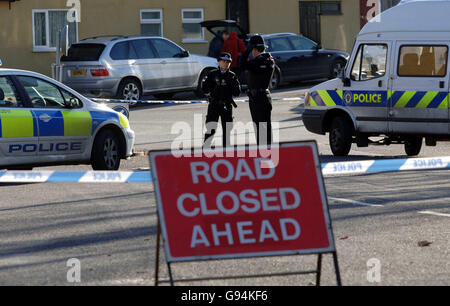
[338,68,345,80]
[315,44,322,51]
[64,97,79,109]
[343,77,351,87]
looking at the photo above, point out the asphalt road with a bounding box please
[0,83,449,286]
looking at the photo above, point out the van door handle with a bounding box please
[378,80,383,87]
[160,60,167,65]
[39,114,52,122]
[440,81,445,88]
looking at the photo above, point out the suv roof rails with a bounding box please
[80,35,125,41]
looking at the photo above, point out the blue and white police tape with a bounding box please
[1,156,450,183]
[0,170,151,183]
[92,97,305,105]
[321,156,450,176]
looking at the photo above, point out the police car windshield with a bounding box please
[61,43,106,62]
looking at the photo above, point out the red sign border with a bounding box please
[150,141,336,263]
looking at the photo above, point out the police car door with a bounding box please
[389,43,448,135]
[16,76,89,160]
[0,75,38,165]
[345,42,391,133]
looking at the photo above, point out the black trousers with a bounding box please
[249,93,272,146]
[204,103,233,148]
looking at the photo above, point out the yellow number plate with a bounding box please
[71,70,86,76]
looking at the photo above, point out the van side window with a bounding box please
[398,45,448,77]
[351,44,387,81]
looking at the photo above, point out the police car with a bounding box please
[303,1,450,157]
[0,67,134,170]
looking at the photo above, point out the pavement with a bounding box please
[0,82,449,286]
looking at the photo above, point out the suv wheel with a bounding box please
[404,136,423,156]
[91,129,121,170]
[117,79,142,102]
[329,116,353,156]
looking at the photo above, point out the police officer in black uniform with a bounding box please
[240,35,275,146]
[202,52,241,148]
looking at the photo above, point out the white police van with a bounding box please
[0,66,134,170]
[303,1,450,156]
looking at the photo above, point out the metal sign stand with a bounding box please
[151,142,342,286]
[153,218,342,286]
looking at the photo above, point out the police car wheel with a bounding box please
[91,129,121,171]
[329,117,352,156]
[404,136,423,157]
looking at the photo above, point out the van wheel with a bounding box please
[404,136,423,156]
[91,129,121,170]
[329,116,352,156]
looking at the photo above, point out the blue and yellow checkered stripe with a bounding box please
[310,90,449,109]
[0,110,128,138]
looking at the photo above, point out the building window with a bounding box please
[181,9,205,43]
[140,9,163,36]
[380,0,401,11]
[32,9,78,52]
[320,1,341,15]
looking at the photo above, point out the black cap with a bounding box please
[218,52,232,62]
[250,35,266,49]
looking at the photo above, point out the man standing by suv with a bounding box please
[240,35,275,146]
[202,52,241,148]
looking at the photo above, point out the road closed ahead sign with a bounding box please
[150,142,335,262]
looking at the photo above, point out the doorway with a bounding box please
[299,2,321,43]
[226,0,249,34]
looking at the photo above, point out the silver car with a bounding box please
[61,36,218,100]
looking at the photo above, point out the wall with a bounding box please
[0,0,361,76]
[248,0,360,53]
[0,0,225,76]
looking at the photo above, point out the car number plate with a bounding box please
[71,70,86,76]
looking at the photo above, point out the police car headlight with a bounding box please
[305,93,310,106]
[118,112,130,129]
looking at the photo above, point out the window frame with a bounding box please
[397,44,448,78]
[140,9,163,37]
[350,43,388,82]
[181,8,205,43]
[0,76,25,108]
[151,38,184,59]
[268,37,294,52]
[32,9,79,53]
[109,41,138,61]
[288,35,317,51]
[16,75,83,109]
[320,1,342,15]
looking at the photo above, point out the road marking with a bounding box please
[329,197,383,207]
[418,210,450,218]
